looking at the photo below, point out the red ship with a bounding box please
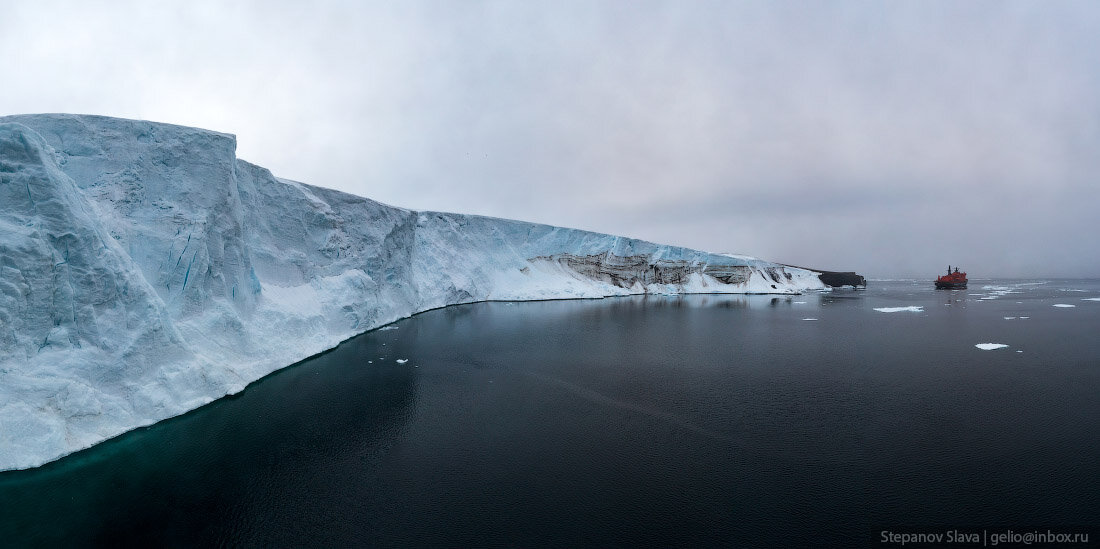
[935,265,967,289]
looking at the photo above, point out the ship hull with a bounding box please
[935,280,967,289]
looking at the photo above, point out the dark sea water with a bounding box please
[2,280,1098,547]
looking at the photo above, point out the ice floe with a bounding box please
[979,285,1019,299]
[395,359,409,364]
[874,306,924,313]
[1052,304,1076,308]
[975,343,1009,350]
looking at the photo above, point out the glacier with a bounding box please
[0,114,829,471]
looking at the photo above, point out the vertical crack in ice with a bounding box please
[175,232,191,268]
[182,250,198,291]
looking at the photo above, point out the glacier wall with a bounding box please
[0,114,824,471]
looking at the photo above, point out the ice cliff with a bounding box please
[0,114,825,470]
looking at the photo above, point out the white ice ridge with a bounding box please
[975,343,1009,351]
[0,114,826,470]
[873,306,924,313]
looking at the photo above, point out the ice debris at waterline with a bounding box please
[0,114,838,471]
[975,344,1010,351]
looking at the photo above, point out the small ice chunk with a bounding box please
[1015,350,1023,353]
[1003,316,1016,320]
[378,325,399,331]
[802,318,818,321]
[874,306,923,313]
[794,301,807,304]
[1019,316,1029,319]
[396,359,409,364]
[1052,304,1076,308]
[1083,298,1100,302]
[975,343,1009,350]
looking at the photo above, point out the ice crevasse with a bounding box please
[0,114,826,470]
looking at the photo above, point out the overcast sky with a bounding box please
[3,1,1098,277]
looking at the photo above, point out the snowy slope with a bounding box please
[0,114,824,470]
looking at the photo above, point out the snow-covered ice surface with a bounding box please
[0,115,827,470]
[975,343,1009,351]
[873,306,924,313]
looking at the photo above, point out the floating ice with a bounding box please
[395,359,409,364]
[378,326,399,331]
[874,306,924,313]
[975,343,1009,350]
[979,285,1018,299]
[1052,304,1076,308]
[802,318,819,321]
[1003,317,1016,320]
[1084,298,1100,302]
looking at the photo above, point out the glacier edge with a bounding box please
[0,114,828,471]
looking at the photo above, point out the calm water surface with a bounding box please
[2,280,1098,546]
